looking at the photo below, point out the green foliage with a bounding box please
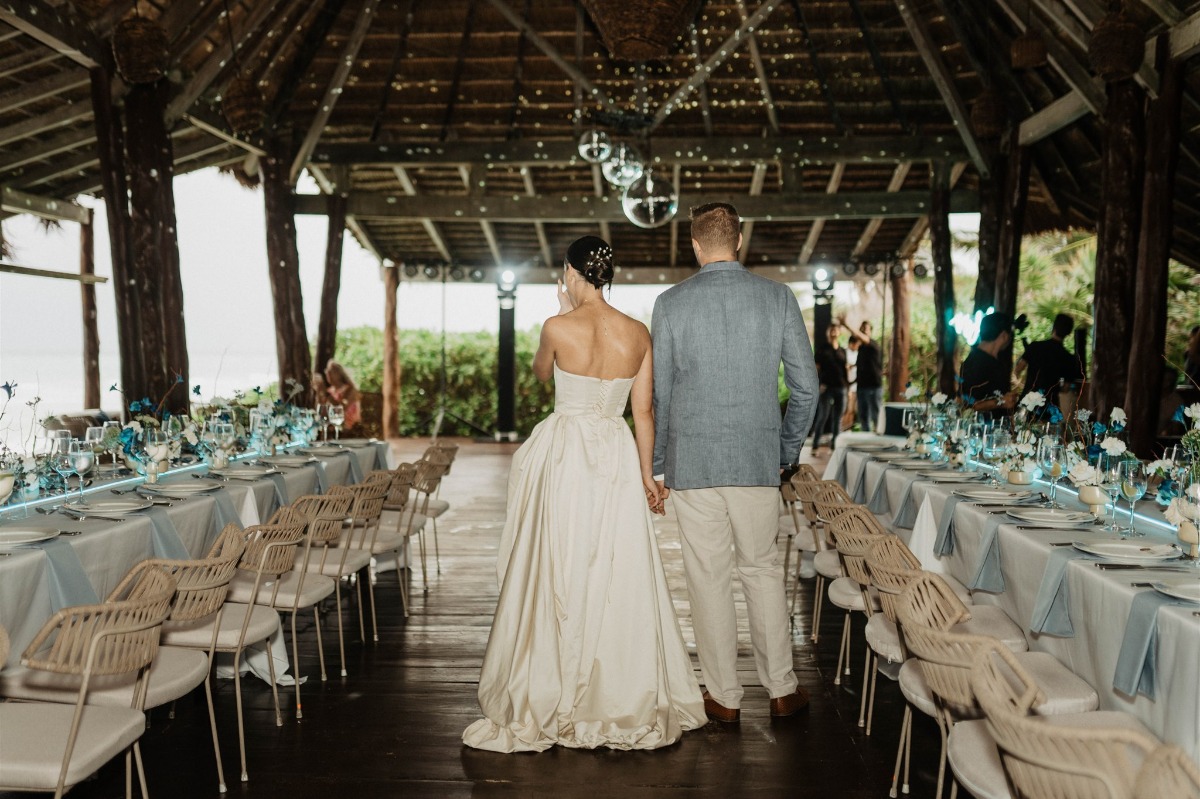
[333,326,555,436]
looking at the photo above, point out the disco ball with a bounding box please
[621,170,678,229]
[577,129,613,163]
[601,143,644,187]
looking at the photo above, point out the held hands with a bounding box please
[643,476,669,516]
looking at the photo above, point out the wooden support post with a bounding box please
[80,211,99,410]
[887,266,912,401]
[314,188,347,377]
[89,66,140,403]
[124,81,188,415]
[974,141,1005,314]
[930,162,958,396]
[1092,79,1145,423]
[994,136,1031,379]
[1126,43,1183,456]
[261,136,313,400]
[382,264,400,440]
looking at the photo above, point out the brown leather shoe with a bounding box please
[770,688,811,717]
[702,691,740,723]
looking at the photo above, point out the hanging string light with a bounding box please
[220,0,264,135]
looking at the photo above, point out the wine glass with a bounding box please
[102,420,122,465]
[328,404,346,441]
[317,403,332,442]
[1097,453,1124,533]
[981,430,1010,487]
[50,448,75,497]
[46,429,71,456]
[1038,442,1067,508]
[68,440,94,501]
[1117,460,1147,537]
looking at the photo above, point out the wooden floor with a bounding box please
[37,440,949,799]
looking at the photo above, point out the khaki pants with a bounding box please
[671,485,798,708]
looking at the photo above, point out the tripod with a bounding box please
[427,268,490,441]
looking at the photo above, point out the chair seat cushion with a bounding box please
[865,614,905,664]
[380,510,427,534]
[814,549,844,580]
[954,606,1028,653]
[348,528,407,555]
[0,702,145,790]
[943,575,973,605]
[422,498,449,517]
[0,646,209,711]
[948,719,1011,799]
[296,547,373,577]
[1013,652,1099,715]
[828,576,880,612]
[898,659,937,717]
[161,602,280,650]
[778,516,817,552]
[226,570,336,609]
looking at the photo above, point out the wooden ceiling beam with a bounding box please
[161,0,227,62]
[798,163,844,266]
[182,111,267,157]
[651,0,788,132]
[996,0,1106,114]
[852,162,911,258]
[0,102,92,149]
[736,1,779,133]
[893,0,989,178]
[738,162,769,262]
[0,70,89,114]
[522,167,553,269]
[686,24,714,137]
[0,130,97,174]
[1,186,86,223]
[847,0,910,132]
[289,0,383,184]
[1028,0,1158,96]
[266,0,347,123]
[897,161,967,257]
[310,162,386,262]
[0,0,105,68]
[164,0,280,125]
[393,166,453,261]
[790,0,846,134]
[669,163,683,267]
[313,135,965,167]
[1168,7,1200,59]
[1018,91,1090,145]
[484,0,613,109]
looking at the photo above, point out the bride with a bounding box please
[462,236,705,752]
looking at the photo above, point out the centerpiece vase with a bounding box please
[1178,521,1199,559]
[1007,470,1034,485]
[0,470,14,505]
[1078,485,1108,517]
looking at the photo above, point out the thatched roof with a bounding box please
[1,0,1199,282]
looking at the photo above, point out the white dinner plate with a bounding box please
[212,465,279,480]
[923,472,983,483]
[260,455,317,467]
[848,442,896,452]
[63,497,152,514]
[895,459,945,470]
[141,479,223,497]
[871,452,910,461]
[328,438,373,448]
[954,488,1033,501]
[299,447,347,457]
[1007,508,1095,525]
[0,525,60,548]
[1151,579,1200,604]
[1072,538,1182,563]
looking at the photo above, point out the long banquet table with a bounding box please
[0,442,392,676]
[824,435,1200,763]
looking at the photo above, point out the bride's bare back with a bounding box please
[536,299,650,381]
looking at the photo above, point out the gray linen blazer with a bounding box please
[651,260,819,490]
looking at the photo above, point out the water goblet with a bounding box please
[1097,453,1124,534]
[981,430,1010,487]
[46,429,71,456]
[50,449,75,496]
[68,440,94,501]
[1117,460,1147,537]
[317,403,332,442]
[1038,442,1067,508]
[102,420,122,465]
[328,404,346,441]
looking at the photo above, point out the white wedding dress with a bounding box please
[463,364,705,752]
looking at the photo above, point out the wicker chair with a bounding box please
[823,505,883,688]
[411,456,451,580]
[365,465,427,617]
[0,564,176,798]
[794,480,855,643]
[326,480,388,643]
[778,477,817,605]
[0,525,245,793]
[972,641,1161,799]
[897,573,1099,799]
[1133,744,1200,799]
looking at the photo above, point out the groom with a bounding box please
[652,202,819,721]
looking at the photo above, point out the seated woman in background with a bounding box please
[324,360,362,431]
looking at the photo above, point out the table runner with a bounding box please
[211,488,242,534]
[141,506,191,559]
[24,538,99,610]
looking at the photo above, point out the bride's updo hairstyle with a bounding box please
[565,235,615,290]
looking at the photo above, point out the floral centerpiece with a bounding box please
[1067,459,1109,516]
[0,382,60,503]
[110,378,200,475]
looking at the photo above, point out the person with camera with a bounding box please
[1014,313,1083,409]
[960,312,1018,418]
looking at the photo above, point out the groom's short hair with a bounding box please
[690,202,741,254]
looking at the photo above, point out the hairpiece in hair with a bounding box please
[585,246,612,275]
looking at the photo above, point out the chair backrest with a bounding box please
[794,463,821,481]
[21,561,177,680]
[239,518,309,577]
[427,441,458,473]
[864,535,921,625]
[895,572,983,716]
[413,459,448,497]
[827,508,885,592]
[331,481,387,528]
[789,475,822,524]
[372,465,415,509]
[144,523,246,624]
[288,493,355,548]
[0,624,9,665]
[421,446,453,469]
[971,642,1157,799]
[1133,745,1200,799]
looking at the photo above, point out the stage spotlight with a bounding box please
[842,262,859,276]
[403,263,419,278]
[469,267,486,283]
[811,267,834,293]
[912,262,929,279]
[449,265,466,281]
[498,268,518,292]
[423,264,440,279]
[889,262,907,279]
[862,262,881,277]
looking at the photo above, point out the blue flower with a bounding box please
[1,381,15,400]
[1156,479,1178,506]
[109,383,119,392]
[118,427,140,457]
[193,384,202,396]
[1048,405,1063,424]
[1092,421,1106,437]
[129,400,143,412]
[1172,405,1186,425]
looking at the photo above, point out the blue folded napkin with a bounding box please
[210,488,243,535]
[849,457,872,503]
[834,452,849,484]
[141,506,191,559]
[372,441,390,470]
[867,468,892,514]
[892,473,924,529]
[25,538,100,610]
[265,473,290,507]
[1113,590,1193,700]
[934,495,968,556]
[344,450,365,483]
[967,515,1007,593]
[1029,547,1099,636]
[312,462,329,493]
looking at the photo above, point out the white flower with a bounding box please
[1015,441,1035,457]
[1146,459,1174,476]
[184,429,199,446]
[1186,483,1200,502]
[1100,437,1127,457]
[931,392,948,407]
[1110,407,1127,425]
[1069,462,1100,487]
[1185,403,1200,425]
[125,420,142,434]
[954,452,966,466]
[1076,409,1092,423]
[1019,392,1045,411]
[1164,497,1192,527]
[904,385,921,400]
[22,472,37,487]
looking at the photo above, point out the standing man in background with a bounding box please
[842,318,883,432]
